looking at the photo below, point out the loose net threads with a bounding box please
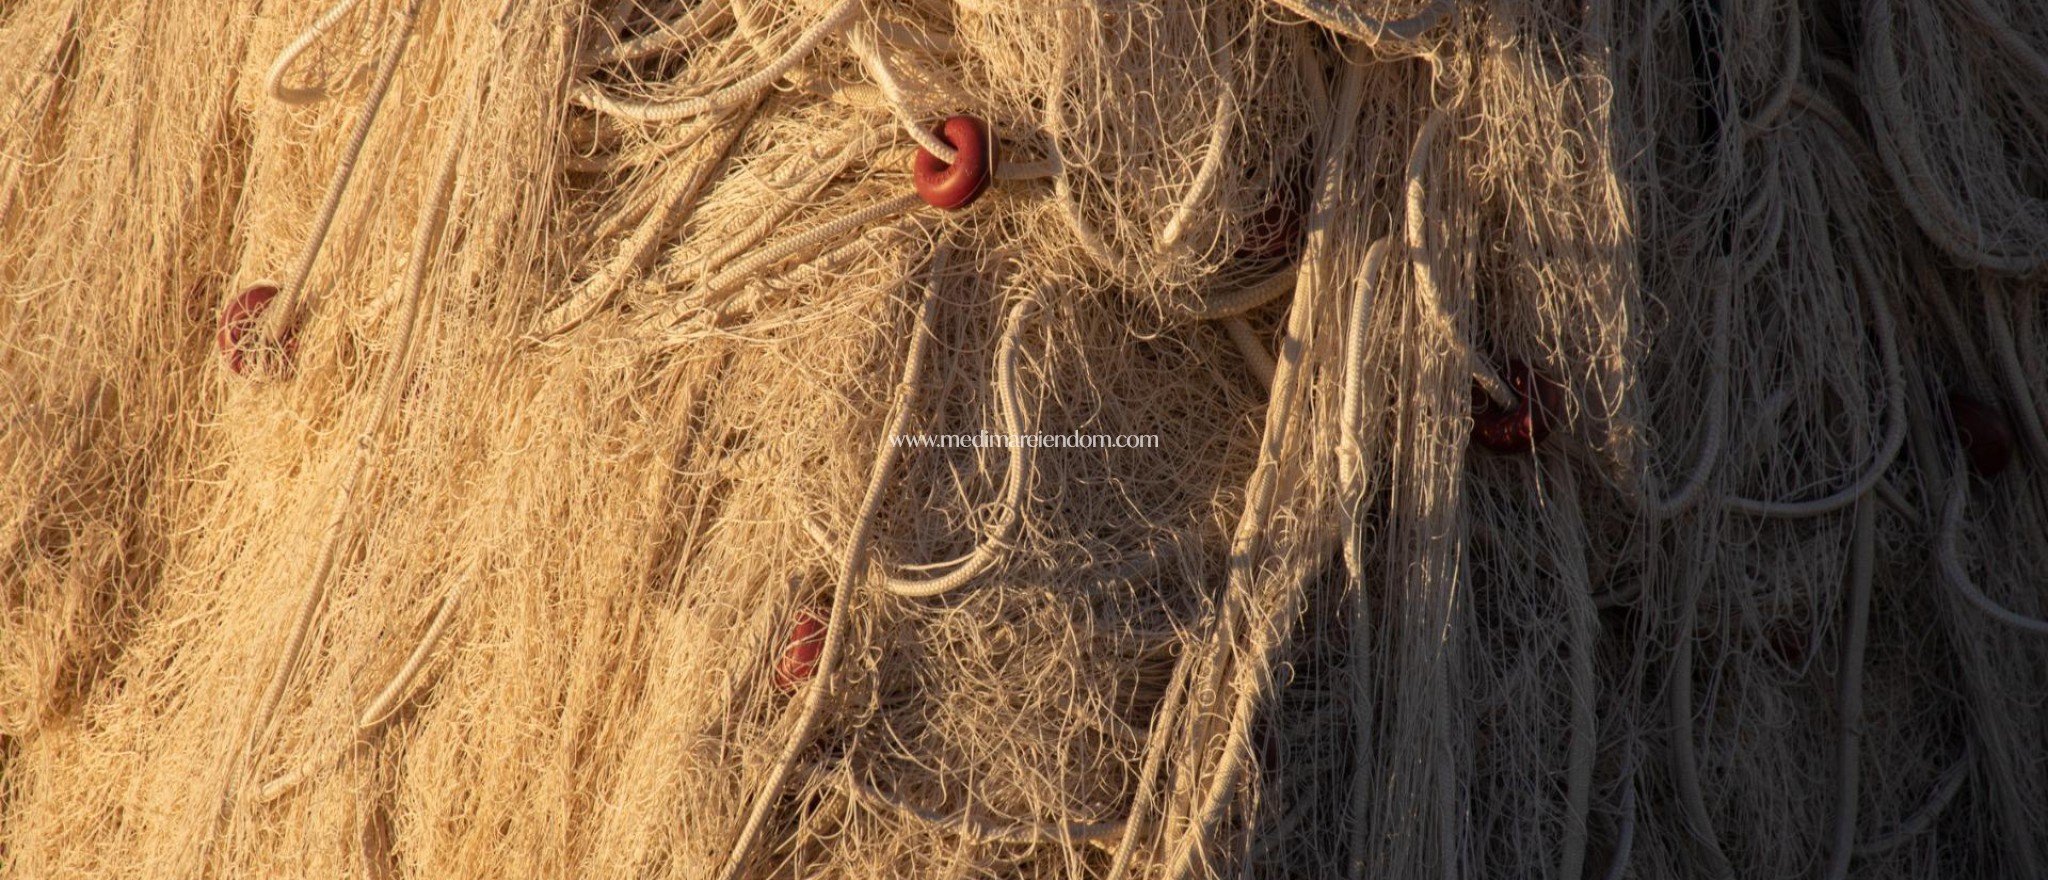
[6,0,2048,878]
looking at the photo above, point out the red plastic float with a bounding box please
[912,114,996,211]
[1763,620,1809,669]
[1238,168,1310,260]
[216,283,296,377]
[1948,393,2014,477]
[1470,360,1564,454]
[773,608,827,693]
[1240,194,1303,261]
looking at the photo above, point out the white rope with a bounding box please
[264,0,426,346]
[713,248,949,880]
[848,25,956,164]
[1402,105,1516,410]
[1861,0,2048,273]
[1041,23,1118,268]
[226,88,467,830]
[530,110,751,341]
[583,1,734,68]
[1645,257,1731,519]
[255,585,465,803]
[1600,775,1639,880]
[1161,54,1366,880]
[881,295,1036,598]
[1854,741,1974,857]
[680,125,892,285]
[1822,497,1877,880]
[1985,281,2048,465]
[827,764,1124,845]
[1156,86,1237,252]
[1221,315,1276,389]
[697,192,924,310]
[1267,0,1454,48]
[1723,244,1906,518]
[1937,477,2048,638]
[1740,0,1801,139]
[1193,265,1298,320]
[569,0,860,123]
[265,0,372,105]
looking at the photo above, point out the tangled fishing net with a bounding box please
[4,0,2047,877]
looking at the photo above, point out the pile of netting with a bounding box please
[4,0,2046,877]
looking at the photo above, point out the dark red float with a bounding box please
[1238,168,1310,261]
[216,283,295,377]
[773,608,827,693]
[1470,360,1564,454]
[912,115,996,211]
[1239,194,1303,261]
[1948,393,2015,478]
[1763,620,1809,669]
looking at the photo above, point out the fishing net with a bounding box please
[3,1,2045,878]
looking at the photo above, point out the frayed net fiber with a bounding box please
[4,1,2047,878]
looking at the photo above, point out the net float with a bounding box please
[912,114,996,211]
[1763,620,1809,669]
[1470,360,1563,454]
[1238,194,1303,261]
[216,282,296,377]
[773,608,827,693]
[1947,393,2014,477]
[1237,167,1310,261]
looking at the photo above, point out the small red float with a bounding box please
[773,608,828,693]
[216,283,295,377]
[912,115,996,211]
[1763,620,1809,669]
[1948,393,2015,478]
[1470,360,1564,454]
[1239,194,1303,261]
[1238,168,1310,261]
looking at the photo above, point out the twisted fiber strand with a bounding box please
[1861,0,2047,273]
[1402,106,1514,410]
[1668,546,1737,880]
[1268,0,1453,48]
[849,25,955,164]
[1937,477,2048,637]
[1102,647,1199,880]
[1220,315,1276,390]
[265,0,427,346]
[1600,772,1639,880]
[697,125,892,279]
[1739,0,1800,139]
[1160,54,1366,880]
[713,247,948,880]
[698,192,924,311]
[1157,74,1238,252]
[1643,254,1731,519]
[1344,238,1396,880]
[255,582,464,803]
[1192,265,1297,320]
[1822,496,1877,880]
[1984,281,2048,465]
[1338,237,1392,493]
[569,0,858,123]
[583,1,733,68]
[1854,741,1975,857]
[1723,236,1905,517]
[529,108,751,341]
[881,295,1036,598]
[265,0,372,104]
[225,76,468,841]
